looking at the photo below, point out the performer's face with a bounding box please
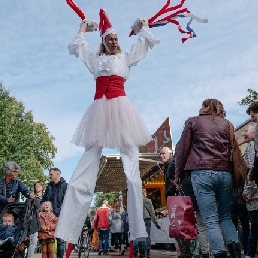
[105,33,118,54]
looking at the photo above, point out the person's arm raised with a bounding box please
[79,22,88,33]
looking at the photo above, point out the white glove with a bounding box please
[81,20,98,32]
[130,17,148,35]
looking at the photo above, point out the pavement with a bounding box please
[32,248,178,258]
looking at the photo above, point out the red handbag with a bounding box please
[167,191,197,240]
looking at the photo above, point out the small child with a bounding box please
[38,201,58,258]
[0,214,19,246]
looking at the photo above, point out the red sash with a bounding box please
[94,75,126,100]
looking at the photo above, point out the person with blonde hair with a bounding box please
[38,201,58,258]
[175,99,240,258]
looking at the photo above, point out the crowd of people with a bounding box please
[0,165,67,258]
[0,100,257,258]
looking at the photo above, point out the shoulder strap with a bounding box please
[4,179,6,197]
[227,120,234,146]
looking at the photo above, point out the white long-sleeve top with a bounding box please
[69,26,159,148]
[68,26,160,81]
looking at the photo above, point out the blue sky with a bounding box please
[1,0,258,182]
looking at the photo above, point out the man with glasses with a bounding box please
[0,161,34,215]
[246,101,258,157]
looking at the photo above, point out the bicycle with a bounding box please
[78,226,90,258]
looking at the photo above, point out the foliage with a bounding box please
[238,89,258,106]
[0,83,57,190]
[89,192,120,220]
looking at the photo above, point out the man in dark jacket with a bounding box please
[0,161,34,215]
[41,167,67,258]
[159,147,176,198]
[160,148,194,258]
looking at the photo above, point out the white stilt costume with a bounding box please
[55,9,160,244]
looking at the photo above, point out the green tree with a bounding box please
[238,88,258,106]
[89,192,120,220]
[0,83,57,190]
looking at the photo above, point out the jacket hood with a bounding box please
[49,177,66,186]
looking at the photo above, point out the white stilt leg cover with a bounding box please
[55,144,147,243]
[55,145,102,243]
[120,146,148,241]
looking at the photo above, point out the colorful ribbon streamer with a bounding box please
[66,0,86,20]
[130,0,208,43]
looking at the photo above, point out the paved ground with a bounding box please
[32,248,178,258]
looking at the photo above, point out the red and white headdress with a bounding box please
[99,9,116,43]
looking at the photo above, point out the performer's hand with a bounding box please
[141,19,148,27]
[79,21,88,33]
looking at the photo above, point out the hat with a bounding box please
[99,9,116,42]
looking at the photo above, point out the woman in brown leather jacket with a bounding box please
[175,99,240,258]
[38,201,58,258]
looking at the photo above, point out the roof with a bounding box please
[94,153,162,193]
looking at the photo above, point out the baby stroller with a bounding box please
[0,199,40,258]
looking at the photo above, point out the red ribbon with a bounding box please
[66,0,86,20]
[148,0,193,43]
[148,0,186,24]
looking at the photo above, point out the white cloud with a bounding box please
[1,0,258,168]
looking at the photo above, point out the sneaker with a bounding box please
[98,249,103,255]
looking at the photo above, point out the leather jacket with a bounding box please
[175,114,231,180]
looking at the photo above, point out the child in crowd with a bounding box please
[0,214,19,246]
[38,201,58,258]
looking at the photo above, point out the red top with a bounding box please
[94,205,110,230]
[94,75,126,100]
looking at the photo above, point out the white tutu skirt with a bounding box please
[71,96,152,148]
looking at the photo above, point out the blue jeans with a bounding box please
[191,170,238,255]
[246,210,258,257]
[139,218,151,250]
[56,238,65,258]
[98,230,109,254]
[134,241,146,252]
[27,232,38,258]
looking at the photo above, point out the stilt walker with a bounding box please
[59,1,208,257]
[57,0,160,251]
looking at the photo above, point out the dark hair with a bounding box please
[49,167,61,174]
[202,98,226,118]
[246,101,258,115]
[33,180,45,193]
